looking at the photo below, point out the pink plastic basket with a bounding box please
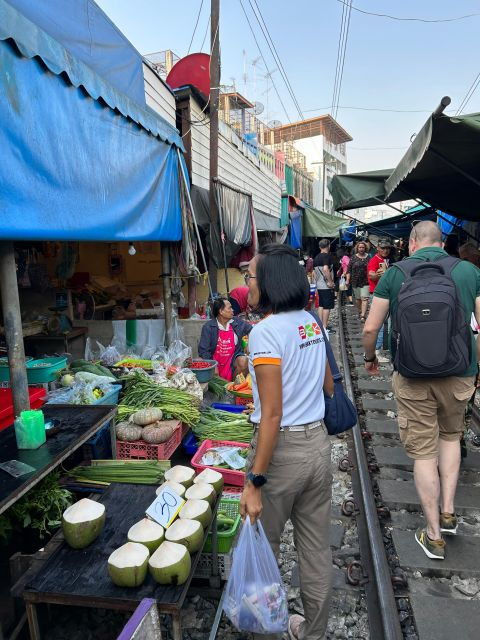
[116,421,182,460]
[191,439,249,486]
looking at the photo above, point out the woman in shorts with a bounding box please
[346,241,370,322]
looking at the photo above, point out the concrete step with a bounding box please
[410,593,480,640]
[378,478,480,515]
[362,398,397,412]
[357,379,393,393]
[375,445,480,471]
[364,418,399,435]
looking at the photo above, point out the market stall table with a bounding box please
[21,482,221,640]
[23,327,88,358]
[0,405,116,516]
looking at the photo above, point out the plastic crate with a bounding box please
[116,421,182,460]
[83,420,113,461]
[234,396,251,406]
[194,549,234,581]
[191,439,249,486]
[222,486,243,499]
[0,387,46,431]
[211,403,245,414]
[203,498,240,553]
[93,385,121,405]
[182,431,198,455]
[26,357,67,383]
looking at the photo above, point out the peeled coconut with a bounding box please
[62,498,106,549]
[165,518,203,553]
[179,499,212,529]
[193,468,224,494]
[164,465,196,488]
[185,482,216,506]
[108,542,149,587]
[149,541,191,585]
[156,480,186,499]
[127,518,164,553]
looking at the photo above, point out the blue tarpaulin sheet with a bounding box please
[6,0,146,106]
[0,0,183,242]
[288,211,302,249]
[438,212,464,237]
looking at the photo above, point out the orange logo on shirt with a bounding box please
[298,322,321,339]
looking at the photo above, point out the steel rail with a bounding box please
[337,300,404,640]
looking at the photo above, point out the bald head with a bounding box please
[410,221,442,249]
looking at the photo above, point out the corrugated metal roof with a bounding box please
[0,0,184,150]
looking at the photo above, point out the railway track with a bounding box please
[338,301,480,640]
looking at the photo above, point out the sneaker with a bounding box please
[415,527,445,560]
[288,614,305,640]
[440,512,458,535]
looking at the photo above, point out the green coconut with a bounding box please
[108,542,149,587]
[185,482,216,506]
[62,498,106,549]
[149,541,191,585]
[127,518,165,553]
[164,465,196,488]
[193,468,224,494]
[165,518,204,553]
[179,499,212,529]
[155,480,186,499]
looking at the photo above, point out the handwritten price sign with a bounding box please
[146,488,185,528]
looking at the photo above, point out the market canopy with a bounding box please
[357,206,437,238]
[385,109,480,220]
[302,206,346,238]
[0,0,184,242]
[329,169,410,212]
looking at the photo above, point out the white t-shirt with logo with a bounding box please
[248,310,327,426]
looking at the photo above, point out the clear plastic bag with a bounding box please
[84,338,106,361]
[100,344,122,367]
[223,519,288,634]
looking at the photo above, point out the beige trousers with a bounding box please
[248,424,332,640]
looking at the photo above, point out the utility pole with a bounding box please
[209,0,220,295]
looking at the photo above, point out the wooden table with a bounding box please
[0,405,116,516]
[22,483,220,640]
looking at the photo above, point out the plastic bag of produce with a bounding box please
[223,519,288,634]
[101,344,122,367]
[84,338,105,362]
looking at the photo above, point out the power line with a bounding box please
[456,72,480,115]
[304,105,453,113]
[238,0,292,123]
[200,14,211,51]
[331,0,348,119]
[349,146,407,150]
[337,0,480,23]
[332,0,352,119]
[187,0,205,55]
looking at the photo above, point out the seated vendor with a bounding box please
[198,298,252,381]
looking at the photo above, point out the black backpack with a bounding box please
[392,256,471,378]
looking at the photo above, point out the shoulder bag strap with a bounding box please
[308,311,343,382]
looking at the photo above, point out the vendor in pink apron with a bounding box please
[198,298,252,381]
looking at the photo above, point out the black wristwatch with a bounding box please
[246,472,267,488]
[363,353,377,363]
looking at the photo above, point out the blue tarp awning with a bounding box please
[0,0,184,242]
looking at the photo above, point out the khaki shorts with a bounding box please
[353,285,369,299]
[392,372,475,459]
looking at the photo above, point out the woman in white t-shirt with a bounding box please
[241,244,334,640]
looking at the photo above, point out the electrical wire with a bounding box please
[187,0,205,55]
[349,146,407,150]
[238,0,292,123]
[337,0,480,23]
[304,105,440,113]
[331,0,348,119]
[332,0,352,119]
[455,71,480,115]
[200,15,211,51]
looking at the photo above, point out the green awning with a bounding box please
[329,169,409,211]
[385,111,480,220]
[303,206,346,237]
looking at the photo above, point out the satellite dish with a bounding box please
[268,119,282,128]
[251,102,264,115]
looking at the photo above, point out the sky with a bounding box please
[96,0,480,173]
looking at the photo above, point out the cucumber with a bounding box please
[93,364,116,379]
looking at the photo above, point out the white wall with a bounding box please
[189,99,281,218]
[143,63,177,126]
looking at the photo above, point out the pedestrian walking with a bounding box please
[337,247,353,305]
[313,239,336,330]
[367,238,392,353]
[363,221,480,560]
[346,241,370,322]
[241,243,334,640]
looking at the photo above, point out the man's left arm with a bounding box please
[363,284,390,374]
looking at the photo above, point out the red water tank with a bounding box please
[166,53,210,99]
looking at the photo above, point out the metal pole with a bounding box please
[209,0,220,294]
[0,242,30,416]
[162,244,173,347]
[214,184,230,293]
[432,95,451,117]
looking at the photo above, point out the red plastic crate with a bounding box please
[191,439,249,486]
[0,387,46,431]
[234,396,251,406]
[116,421,182,460]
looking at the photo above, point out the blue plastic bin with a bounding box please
[83,420,113,460]
[93,384,121,405]
[211,403,245,414]
[182,431,198,455]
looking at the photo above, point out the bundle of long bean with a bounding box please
[68,460,170,485]
[208,375,229,398]
[193,407,253,443]
[119,372,201,425]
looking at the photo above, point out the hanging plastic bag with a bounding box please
[339,275,347,291]
[223,519,288,634]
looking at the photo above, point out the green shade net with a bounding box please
[303,206,346,238]
[285,165,294,196]
[385,111,480,220]
[329,169,409,211]
[280,196,290,227]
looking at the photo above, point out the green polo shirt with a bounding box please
[374,246,480,376]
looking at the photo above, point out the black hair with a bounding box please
[212,297,227,318]
[319,238,330,250]
[255,244,309,314]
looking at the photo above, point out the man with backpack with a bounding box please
[362,221,480,560]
